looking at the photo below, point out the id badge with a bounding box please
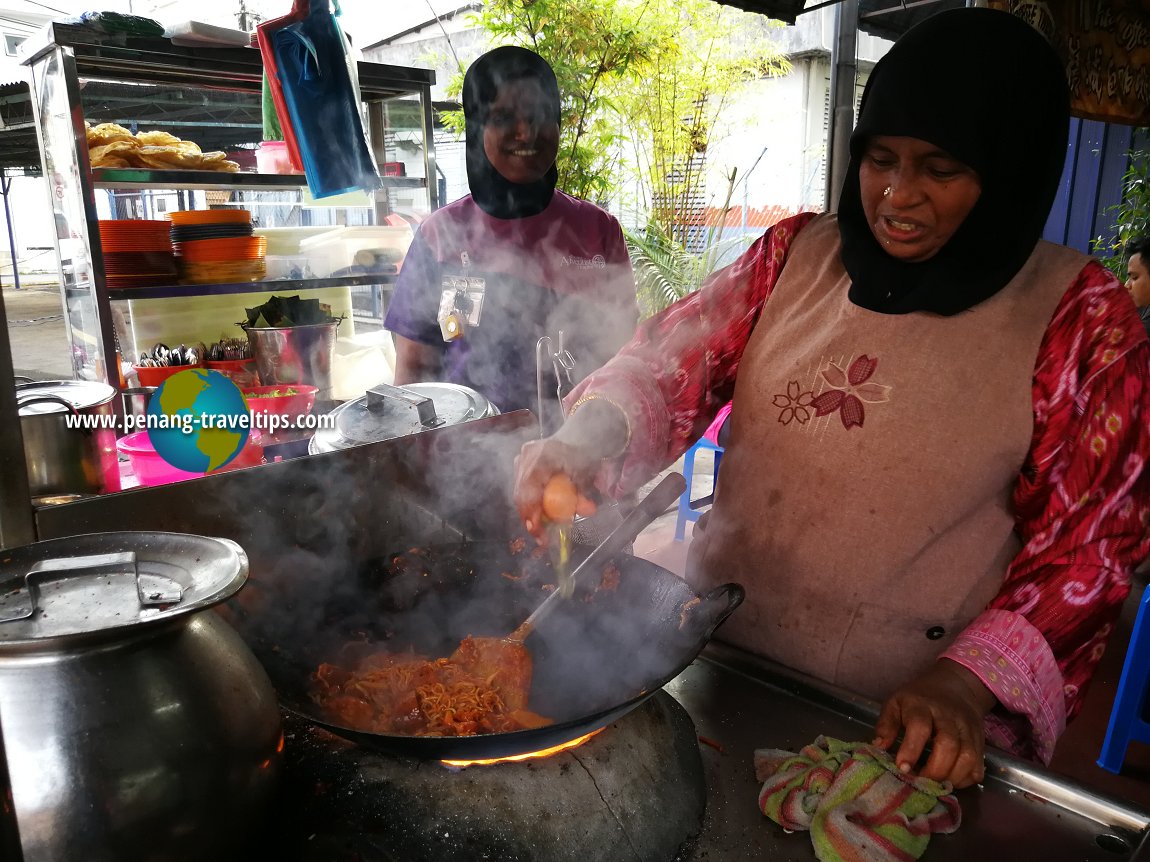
[437,275,486,342]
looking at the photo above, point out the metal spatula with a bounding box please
[509,471,688,642]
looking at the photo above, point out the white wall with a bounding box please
[705,64,815,214]
[703,9,889,218]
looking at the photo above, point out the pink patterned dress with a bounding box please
[569,213,1150,763]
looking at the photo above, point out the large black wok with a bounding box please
[250,539,743,761]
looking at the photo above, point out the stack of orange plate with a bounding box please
[169,209,252,227]
[98,220,177,288]
[170,210,267,283]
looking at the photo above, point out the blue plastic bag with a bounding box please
[271,0,380,198]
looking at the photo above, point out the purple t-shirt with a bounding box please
[384,191,638,413]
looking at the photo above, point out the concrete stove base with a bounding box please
[273,691,706,862]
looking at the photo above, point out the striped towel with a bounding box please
[754,736,961,862]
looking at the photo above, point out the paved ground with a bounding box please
[2,282,72,380]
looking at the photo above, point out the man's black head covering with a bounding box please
[463,46,561,220]
[837,8,1070,315]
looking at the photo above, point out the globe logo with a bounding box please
[146,369,250,473]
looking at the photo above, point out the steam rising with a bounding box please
[196,410,711,742]
[387,203,639,434]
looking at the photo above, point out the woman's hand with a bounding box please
[513,439,600,541]
[513,399,629,541]
[873,659,997,789]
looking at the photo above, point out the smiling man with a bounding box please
[1126,236,1150,337]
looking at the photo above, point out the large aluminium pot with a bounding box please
[0,532,283,862]
[15,379,121,502]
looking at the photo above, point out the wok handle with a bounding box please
[698,583,745,639]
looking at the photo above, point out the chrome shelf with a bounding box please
[92,169,427,192]
[107,274,395,301]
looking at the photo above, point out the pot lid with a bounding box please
[0,532,248,647]
[333,382,497,446]
[16,380,117,416]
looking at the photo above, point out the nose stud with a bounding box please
[883,186,892,197]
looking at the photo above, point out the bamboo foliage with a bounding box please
[1093,147,1150,280]
[617,1,790,246]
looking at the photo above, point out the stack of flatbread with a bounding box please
[86,122,242,173]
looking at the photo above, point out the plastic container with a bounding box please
[264,254,313,280]
[255,140,303,176]
[252,226,339,257]
[297,226,413,277]
[133,364,200,388]
[117,431,205,485]
[241,384,318,418]
[118,429,264,486]
[245,321,339,399]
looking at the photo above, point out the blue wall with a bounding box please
[1044,119,1149,255]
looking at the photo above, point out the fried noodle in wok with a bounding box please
[311,636,553,737]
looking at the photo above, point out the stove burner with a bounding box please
[271,691,705,861]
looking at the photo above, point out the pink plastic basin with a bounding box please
[117,431,205,486]
[117,429,265,486]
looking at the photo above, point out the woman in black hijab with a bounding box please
[838,8,1070,315]
[462,46,561,220]
[513,8,1150,790]
[385,47,637,420]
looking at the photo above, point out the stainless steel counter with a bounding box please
[670,643,1149,861]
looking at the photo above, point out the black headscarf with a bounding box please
[462,46,561,220]
[837,8,1070,316]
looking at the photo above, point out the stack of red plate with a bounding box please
[170,210,266,283]
[98,220,177,288]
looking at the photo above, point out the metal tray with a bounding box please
[669,642,1150,861]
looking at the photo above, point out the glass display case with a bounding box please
[22,22,438,388]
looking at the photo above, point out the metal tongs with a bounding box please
[536,331,580,592]
[535,332,576,439]
[508,471,688,643]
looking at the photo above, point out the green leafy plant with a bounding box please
[1093,144,1149,278]
[616,2,790,247]
[625,218,752,318]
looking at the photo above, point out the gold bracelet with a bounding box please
[568,392,632,457]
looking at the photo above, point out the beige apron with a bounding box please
[689,214,1088,699]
